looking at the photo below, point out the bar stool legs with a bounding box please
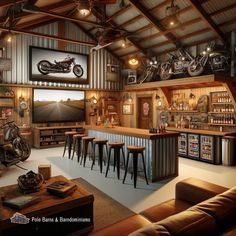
[62,131,78,159]
[91,139,108,173]
[123,146,149,188]
[72,134,85,162]
[106,142,125,179]
[80,137,95,167]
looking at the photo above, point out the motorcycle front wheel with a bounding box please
[37,60,51,75]
[188,59,204,77]
[12,137,31,161]
[73,65,84,78]
[160,62,172,80]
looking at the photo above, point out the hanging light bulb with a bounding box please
[78,0,91,17]
[128,58,139,66]
[121,38,126,48]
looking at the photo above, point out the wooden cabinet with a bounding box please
[34,126,84,149]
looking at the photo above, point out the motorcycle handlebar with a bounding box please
[0,121,15,129]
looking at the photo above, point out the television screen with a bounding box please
[32,88,85,123]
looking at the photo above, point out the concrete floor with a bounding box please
[0,147,236,213]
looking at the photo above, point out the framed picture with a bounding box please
[122,104,133,115]
[29,46,89,84]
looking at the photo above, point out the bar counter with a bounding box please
[166,127,236,136]
[85,126,179,182]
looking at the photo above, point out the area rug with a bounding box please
[73,178,135,233]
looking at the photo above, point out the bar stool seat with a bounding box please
[62,131,78,159]
[105,142,125,179]
[80,136,95,167]
[72,133,86,162]
[91,139,108,173]
[123,145,149,188]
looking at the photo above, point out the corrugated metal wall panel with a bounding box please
[2,21,121,91]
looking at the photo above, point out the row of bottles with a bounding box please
[212,104,235,113]
[212,92,232,103]
[210,115,235,125]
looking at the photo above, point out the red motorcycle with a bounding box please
[37,56,84,78]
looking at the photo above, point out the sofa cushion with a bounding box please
[90,215,151,236]
[191,186,236,232]
[220,225,236,236]
[129,225,170,236]
[176,177,228,205]
[140,199,192,222]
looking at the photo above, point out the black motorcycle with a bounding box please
[188,44,229,77]
[160,48,194,80]
[0,121,31,167]
[137,62,160,84]
[37,56,84,78]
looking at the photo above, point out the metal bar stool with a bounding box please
[72,134,86,162]
[123,146,149,188]
[80,136,95,167]
[105,142,125,179]
[62,131,78,159]
[91,139,108,173]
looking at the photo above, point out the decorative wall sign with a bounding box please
[29,46,89,84]
[122,104,133,115]
[106,64,119,82]
[142,102,149,116]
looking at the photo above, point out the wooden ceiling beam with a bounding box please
[118,14,143,28]
[128,0,178,46]
[91,7,148,57]
[0,26,96,46]
[0,0,24,8]
[0,0,74,24]
[116,27,212,56]
[105,3,132,23]
[210,3,236,17]
[219,18,236,28]
[187,0,226,43]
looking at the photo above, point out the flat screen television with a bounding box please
[32,88,85,123]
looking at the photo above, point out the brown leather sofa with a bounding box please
[90,177,236,236]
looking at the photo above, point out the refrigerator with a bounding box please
[200,135,214,163]
[188,134,200,159]
[178,133,188,156]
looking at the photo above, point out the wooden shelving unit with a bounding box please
[124,74,236,109]
[34,126,84,149]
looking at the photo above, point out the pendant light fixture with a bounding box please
[165,0,180,27]
[77,0,91,17]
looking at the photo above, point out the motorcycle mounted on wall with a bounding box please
[188,44,230,77]
[0,121,31,168]
[160,48,194,80]
[37,56,84,78]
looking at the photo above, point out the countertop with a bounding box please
[166,127,236,136]
[85,125,179,140]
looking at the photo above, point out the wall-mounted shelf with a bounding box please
[124,74,236,110]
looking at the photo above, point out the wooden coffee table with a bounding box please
[0,175,94,236]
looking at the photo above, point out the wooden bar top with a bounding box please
[85,125,179,140]
[166,127,236,136]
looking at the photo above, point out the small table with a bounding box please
[0,175,94,236]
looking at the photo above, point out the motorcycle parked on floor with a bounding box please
[188,44,230,77]
[0,121,31,167]
[37,56,84,78]
[160,48,194,80]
